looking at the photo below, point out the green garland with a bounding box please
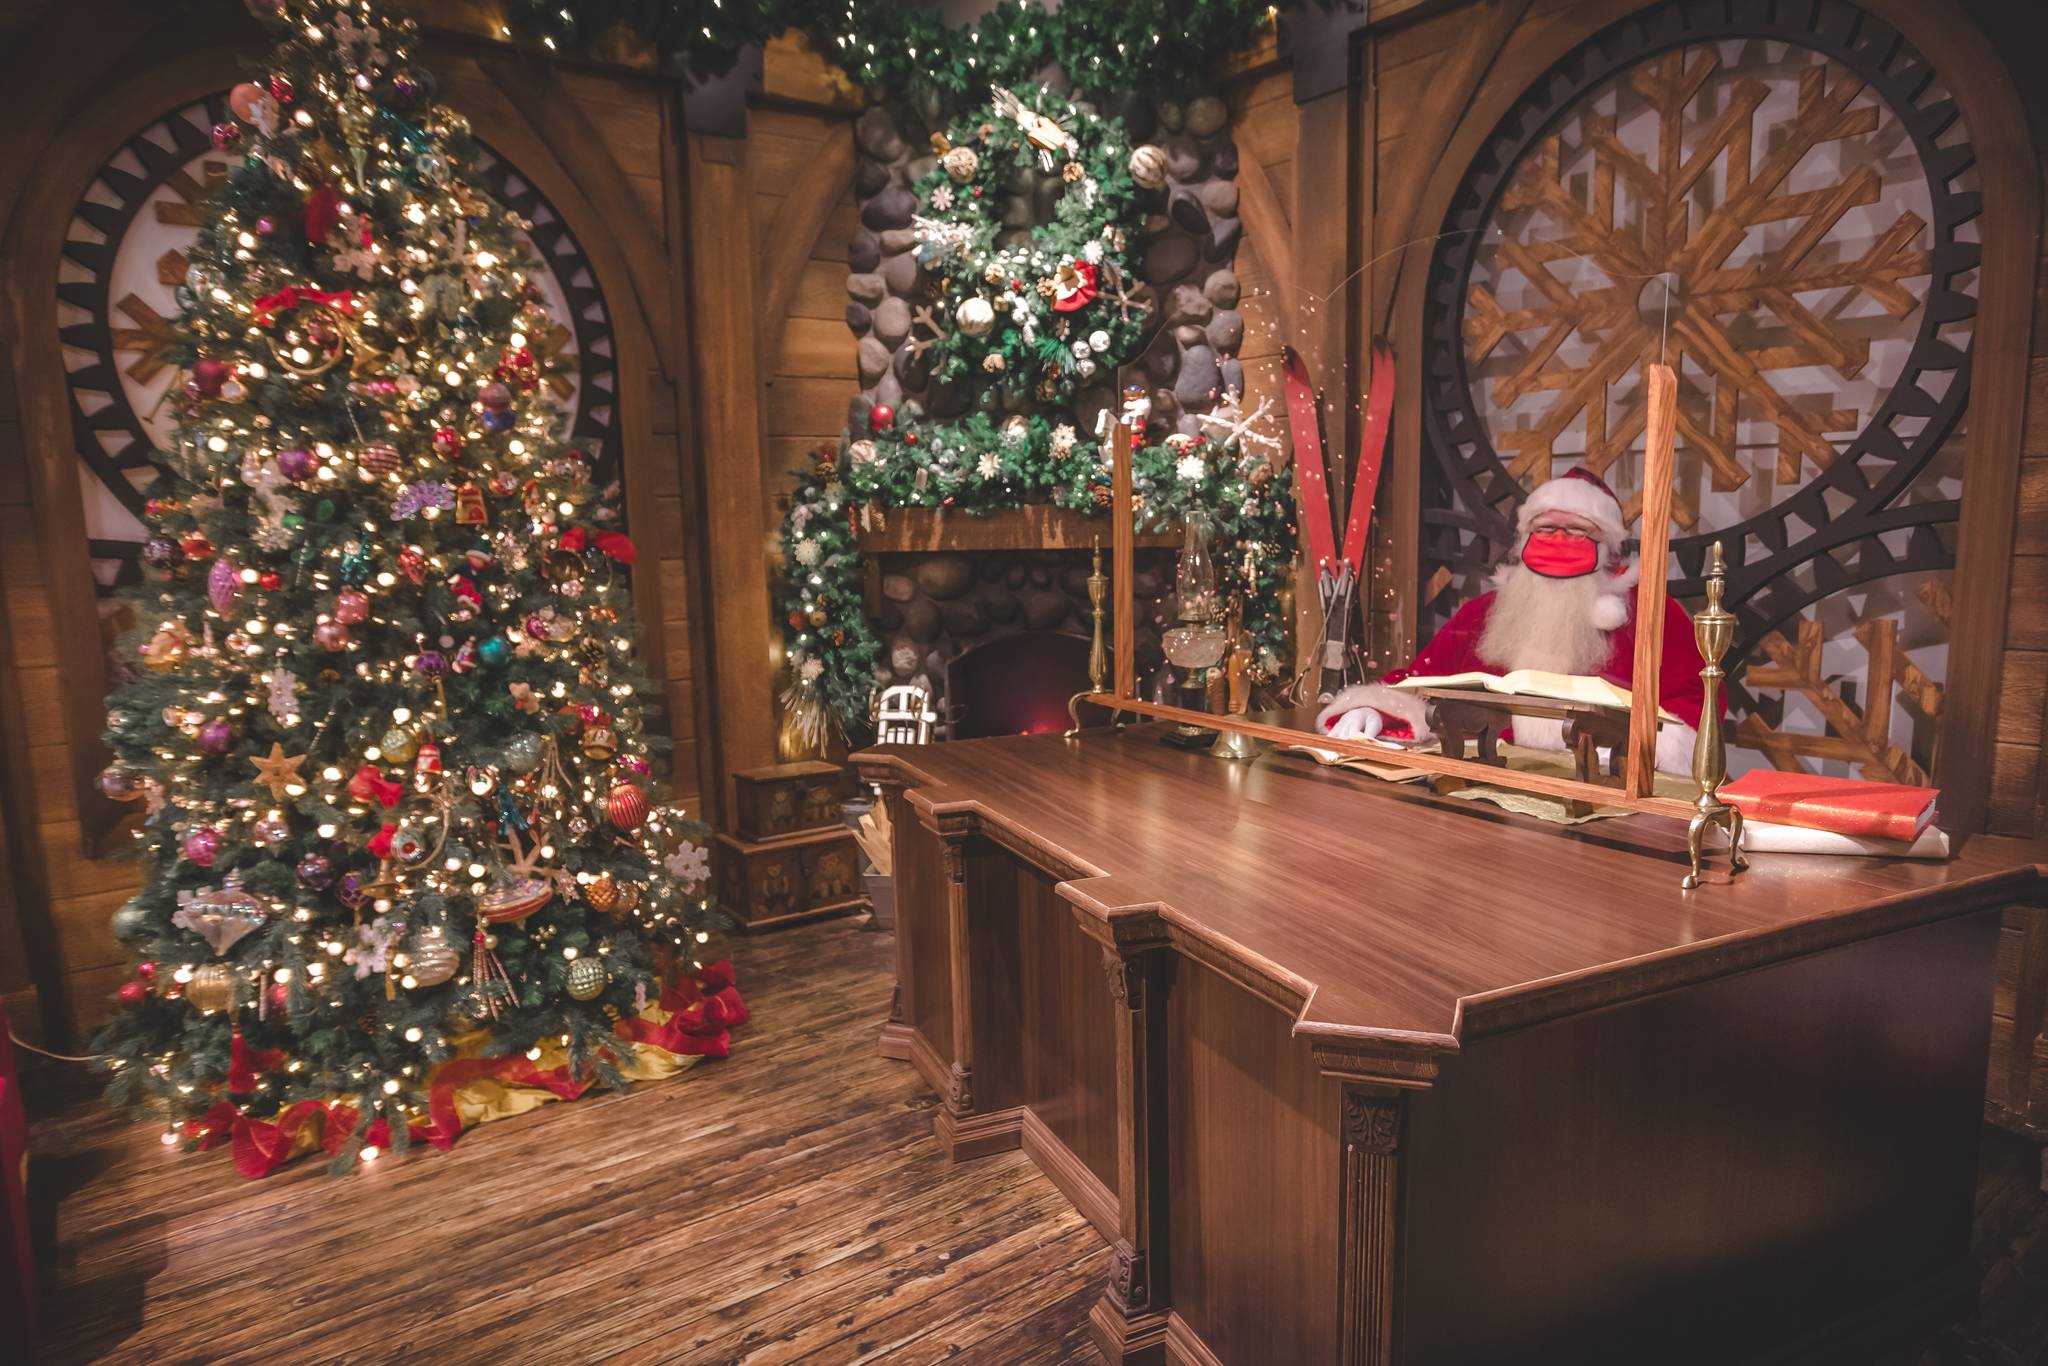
[502,0,1276,103]
[913,87,1144,405]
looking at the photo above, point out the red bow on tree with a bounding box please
[348,765,403,809]
[252,285,356,325]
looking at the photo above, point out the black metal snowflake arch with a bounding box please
[1417,0,1979,667]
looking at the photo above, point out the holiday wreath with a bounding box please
[777,86,1298,742]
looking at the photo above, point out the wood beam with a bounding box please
[1371,0,1535,336]
[683,131,778,823]
[755,128,856,375]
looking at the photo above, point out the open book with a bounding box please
[1389,669,1680,725]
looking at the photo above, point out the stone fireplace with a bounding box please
[864,514,1175,739]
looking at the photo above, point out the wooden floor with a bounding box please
[21,915,2048,1365]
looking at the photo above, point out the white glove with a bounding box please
[1321,706,1385,742]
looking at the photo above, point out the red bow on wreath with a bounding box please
[253,285,356,325]
[1051,260,1099,313]
[368,822,398,860]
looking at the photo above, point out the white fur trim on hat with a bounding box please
[1517,472,1627,549]
[1589,559,1638,630]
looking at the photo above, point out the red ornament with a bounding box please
[868,404,895,432]
[211,122,242,151]
[358,442,401,478]
[495,347,540,391]
[180,532,214,560]
[303,183,341,246]
[188,357,231,399]
[432,427,465,459]
[269,74,293,103]
[258,571,282,591]
[904,431,919,446]
[117,980,147,1006]
[397,546,428,583]
[606,781,649,832]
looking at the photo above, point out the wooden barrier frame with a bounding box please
[1084,365,1697,824]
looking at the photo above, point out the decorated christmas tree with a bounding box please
[94,0,736,1172]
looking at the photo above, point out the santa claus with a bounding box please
[1316,467,1710,774]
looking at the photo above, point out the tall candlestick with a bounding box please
[1683,541,1748,889]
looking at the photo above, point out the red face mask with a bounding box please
[1522,530,1599,579]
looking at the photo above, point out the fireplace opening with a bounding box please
[944,631,1100,739]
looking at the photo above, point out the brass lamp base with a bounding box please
[1209,727,1265,762]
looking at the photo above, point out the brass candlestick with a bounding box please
[1067,540,1125,736]
[1682,541,1747,890]
[1209,596,1265,762]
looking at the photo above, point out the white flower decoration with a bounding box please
[794,538,821,567]
[664,842,711,885]
[1176,454,1208,483]
[977,452,1003,480]
[800,657,825,682]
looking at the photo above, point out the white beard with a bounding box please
[1476,564,1612,676]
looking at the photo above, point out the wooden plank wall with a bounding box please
[1964,0,2048,836]
[756,105,861,541]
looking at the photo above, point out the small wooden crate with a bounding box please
[715,826,868,932]
[732,761,851,843]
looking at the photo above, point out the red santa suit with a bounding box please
[1317,468,1713,774]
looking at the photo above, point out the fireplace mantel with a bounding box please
[855,505,1179,554]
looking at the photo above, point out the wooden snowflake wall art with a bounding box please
[1418,0,1978,782]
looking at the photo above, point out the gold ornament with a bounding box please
[403,924,460,988]
[144,627,187,672]
[565,955,607,1001]
[1129,144,1168,190]
[585,874,619,913]
[186,962,236,1014]
[264,297,352,378]
[248,742,307,802]
[379,724,419,763]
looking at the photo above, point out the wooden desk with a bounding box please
[860,733,2048,1359]
[855,727,2048,1366]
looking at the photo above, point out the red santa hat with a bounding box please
[1515,467,1628,550]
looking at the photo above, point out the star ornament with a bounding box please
[250,742,308,801]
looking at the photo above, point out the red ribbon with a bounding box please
[348,765,403,809]
[594,531,636,564]
[367,822,397,860]
[418,1054,589,1151]
[252,284,356,324]
[182,961,747,1177]
[228,1028,285,1094]
[558,528,586,552]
